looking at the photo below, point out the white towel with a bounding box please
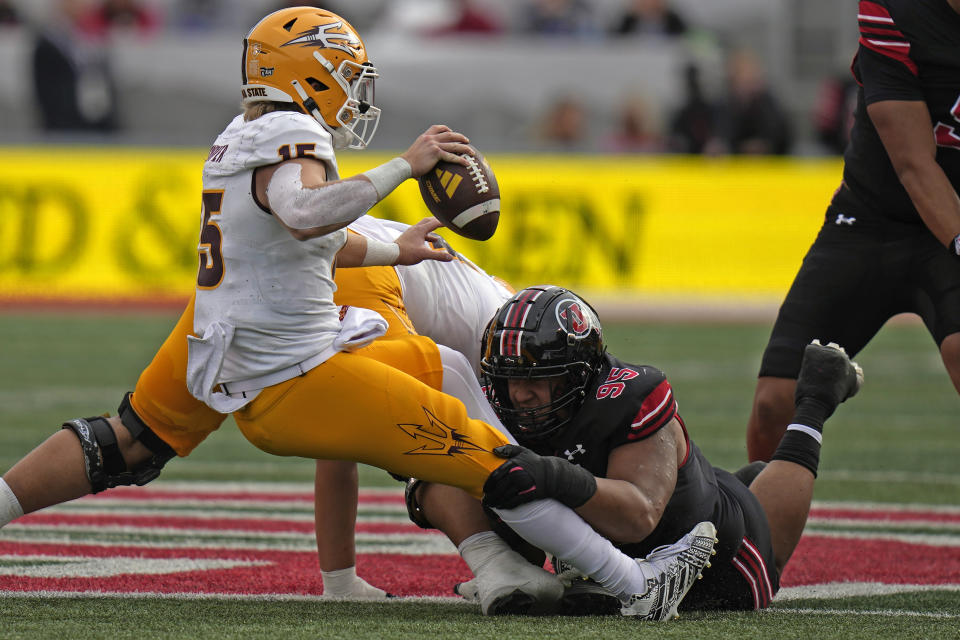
[185,321,255,413]
[334,305,388,351]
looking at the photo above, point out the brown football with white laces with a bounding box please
[418,146,500,241]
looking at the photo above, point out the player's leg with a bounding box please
[748,215,895,461]
[942,332,960,393]
[314,459,359,572]
[1,415,154,520]
[746,378,795,462]
[749,341,862,572]
[320,269,429,598]
[313,459,390,598]
[1,297,218,526]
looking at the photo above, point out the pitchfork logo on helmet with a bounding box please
[282,22,363,57]
[241,7,380,150]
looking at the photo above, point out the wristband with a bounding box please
[362,157,412,200]
[361,238,400,266]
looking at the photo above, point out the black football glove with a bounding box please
[482,444,597,510]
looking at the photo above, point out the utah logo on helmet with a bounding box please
[240,7,380,150]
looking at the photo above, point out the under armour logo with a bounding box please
[564,444,586,460]
[835,214,856,226]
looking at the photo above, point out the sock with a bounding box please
[0,478,24,528]
[791,397,831,432]
[320,566,388,598]
[771,398,826,477]
[458,531,514,575]
[492,499,656,601]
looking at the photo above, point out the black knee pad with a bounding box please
[61,394,176,494]
[62,416,125,494]
[404,478,435,529]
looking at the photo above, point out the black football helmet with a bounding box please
[480,285,605,442]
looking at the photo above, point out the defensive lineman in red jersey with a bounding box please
[747,0,960,461]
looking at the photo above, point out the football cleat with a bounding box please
[558,576,621,616]
[553,560,621,616]
[455,550,564,615]
[795,339,863,413]
[620,521,718,621]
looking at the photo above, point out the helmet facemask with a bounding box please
[291,56,380,150]
[482,362,594,443]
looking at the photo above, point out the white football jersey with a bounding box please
[194,111,345,383]
[346,216,513,373]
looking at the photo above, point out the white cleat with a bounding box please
[620,521,718,621]
[455,549,564,615]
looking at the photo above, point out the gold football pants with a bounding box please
[233,349,508,498]
[130,266,445,457]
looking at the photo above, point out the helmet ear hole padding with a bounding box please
[306,77,329,92]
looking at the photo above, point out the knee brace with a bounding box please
[61,393,176,494]
[404,478,435,529]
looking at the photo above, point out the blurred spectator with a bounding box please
[82,0,161,38]
[717,48,792,155]
[264,1,382,33]
[812,73,857,155]
[0,0,20,26]
[172,0,227,31]
[429,0,503,35]
[668,63,721,154]
[536,94,591,151]
[32,0,120,132]
[611,0,687,38]
[601,93,665,153]
[522,0,599,38]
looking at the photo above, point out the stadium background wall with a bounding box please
[0,149,843,305]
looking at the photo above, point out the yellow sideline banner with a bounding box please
[0,148,843,303]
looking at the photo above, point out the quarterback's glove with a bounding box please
[482,445,597,510]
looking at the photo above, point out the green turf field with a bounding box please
[0,311,957,638]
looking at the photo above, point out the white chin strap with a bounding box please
[327,125,355,151]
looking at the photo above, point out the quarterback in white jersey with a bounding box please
[192,111,347,393]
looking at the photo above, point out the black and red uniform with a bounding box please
[529,353,779,611]
[760,0,960,377]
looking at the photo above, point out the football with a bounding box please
[418,147,500,241]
